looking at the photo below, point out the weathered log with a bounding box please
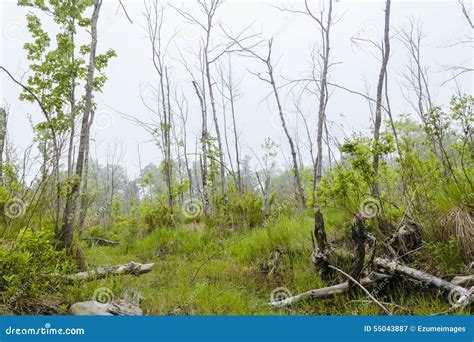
[66,262,154,283]
[329,265,392,315]
[374,257,473,306]
[270,272,391,308]
[82,236,119,246]
[68,299,142,316]
[312,210,332,279]
[349,216,367,283]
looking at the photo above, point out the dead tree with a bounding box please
[308,0,334,275]
[192,79,211,216]
[144,1,174,216]
[372,0,391,196]
[104,142,124,228]
[398,19,434,127]
[174,91,193,197]
[65,262,154,282]
[458,0,473,29]
[252,138,278,217]
[174,0,227,202]
[399,19,459,182]
[217,56,243,192]
[174,1,259,204]
[274,0,336,274]
[223,36,306,208]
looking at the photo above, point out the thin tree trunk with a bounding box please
[60,0,102,254]
[372,0,391,196]
[266,49,306,207]
[206,61,227,203]
[163,68,173,216]
[193,81,211,216]
[229,83,242,192]
[312,0,333,274]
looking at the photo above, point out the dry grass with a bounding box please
[440,206,474,261]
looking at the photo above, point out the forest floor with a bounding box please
[62,213,471,315]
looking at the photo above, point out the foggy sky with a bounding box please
[1,0,472,179]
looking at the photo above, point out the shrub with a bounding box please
[207,190,264,231]
[139,200,174,232]
[0,229,74,310]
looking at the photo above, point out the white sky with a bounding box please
[1,0,472,179]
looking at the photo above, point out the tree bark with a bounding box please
[374,257,473,305]
[193,81,211,216]
[311,0,333,277]
[266,43,306,208]
[66,262,154,282]
[59,0,102,253]
[372,0,391,196]
[270,272,391,308]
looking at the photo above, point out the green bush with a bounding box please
[413,238,465,276]
[207,190,264,230]
[139,200,174,232]
[0,230,74,308]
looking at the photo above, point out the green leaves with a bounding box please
[19,0,116,146]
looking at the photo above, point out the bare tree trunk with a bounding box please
[193,81,211,216]
[219,57,242,192]
[164,68,174,216]
[78,110,94,236]
[229,81,242,192]
[144,1,175,216]
[311,0,334,275]
[206,63,227,202]
[67,26,76,178]
[372,0,391,196]
[265,42,306,208]
[458,0,474,29]
[176,94,193,197]
[314,0,333,188]
[60,0,102,256]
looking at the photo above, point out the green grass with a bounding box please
[61,213,471,315]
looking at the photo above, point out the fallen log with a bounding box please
[374,257,473,307]
[68,299,142,316]
[82,237,119,246]
[329,265,392,315]
[270,272,391,308]
[66,262,154,283]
